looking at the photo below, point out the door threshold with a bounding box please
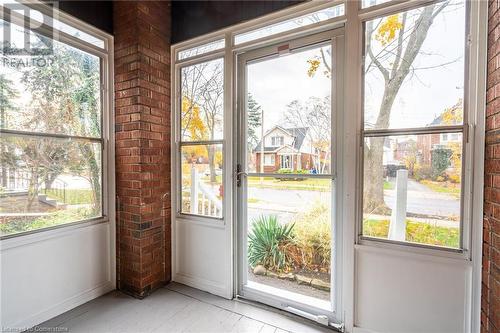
[245,280,332,311]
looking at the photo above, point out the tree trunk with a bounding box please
[207,145,216,183]
[80,144,101,214]
[363,137,386,213]
[26,167,39,210]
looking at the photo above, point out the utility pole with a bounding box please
[260,109,264,185]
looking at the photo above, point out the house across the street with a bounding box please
[253,125,325,173]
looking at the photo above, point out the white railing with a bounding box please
[190,166,222,217]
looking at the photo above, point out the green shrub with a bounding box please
[275,168,308,181]
[292,202,331,272]
[431,148,452,180]
[248,215,295,271]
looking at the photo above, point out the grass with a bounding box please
[247,177,330,191]
[45,189,95,205]
[363,218,459,248]
[383,181,394,190]
[247,198,261,204]
[0,207,98,236]
[420,180,461,199]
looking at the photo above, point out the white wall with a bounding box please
[0,222,115,330]
[173,218,233,299]
[354,245,470,333]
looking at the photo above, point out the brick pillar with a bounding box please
[113,1,171,298]
[484,1,500,331]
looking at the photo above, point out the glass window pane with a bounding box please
[362,133,462,248]
[0,20,102,138]
[180,58,224,141]
[361,0,393,9]
[235,4,345,45]
[363,1,465,130]
[181,144,223,218]
[178,39,225,60]
[246,176,332,307]
[1,1,105,48]
[0,134,102,237]
[247,44,331,175]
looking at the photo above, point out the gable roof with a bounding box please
[253,126,308,152]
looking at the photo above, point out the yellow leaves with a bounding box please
[307,58,321,77]
[375,14,403,46]
[442,100,463,125]
[182,96,207,140]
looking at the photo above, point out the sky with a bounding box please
[248,45,331,133]
[246,1,465,134]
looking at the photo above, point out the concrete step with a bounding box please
[38,194,67,209]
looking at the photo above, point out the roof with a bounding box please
[253,126,308,152]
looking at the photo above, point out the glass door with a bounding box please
[236,29,344,325]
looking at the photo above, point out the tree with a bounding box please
[0,74,18,188]
[247,93,262,148]
[308,1,452,213]
[181,59,224,183]
[17,41,102,213]
[284,96,331,173]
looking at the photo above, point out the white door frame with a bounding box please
[234,28,345,327]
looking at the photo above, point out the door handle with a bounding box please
[236,164,247,187]
[236,171,247,187]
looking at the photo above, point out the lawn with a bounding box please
[45,189,95,205]
[363,218,459,248]
[0,207,96,236]
[420,180,461,199]
[383,181,394,190]
[247,177,331,191]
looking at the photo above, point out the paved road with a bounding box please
[384,179,460,217]
[245,179,459,226]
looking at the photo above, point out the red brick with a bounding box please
[114,1,171,299]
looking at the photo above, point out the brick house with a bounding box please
[253,126,320,173]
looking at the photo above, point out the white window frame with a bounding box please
[263,154,275,166]
[170,0,487,330]
[0,1,115,241]
[359,1,471,253]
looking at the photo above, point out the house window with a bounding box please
[0,5,111,238]
[264,154,275,166]
[179,57,224,218]
[271,136,284,146]
[361,1,467,249]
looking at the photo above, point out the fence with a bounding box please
[1,168,68,204]
[189,166,222,217]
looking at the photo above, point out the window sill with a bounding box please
[0,217,110,250]
[355,239,471,263]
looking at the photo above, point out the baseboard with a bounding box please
[5,280,114,330]
[353,327,382,333]
[173,272,231,299]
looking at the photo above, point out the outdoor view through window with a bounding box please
[362,0,466,248]
[180,57,224,218]
[244,43,333,307]
[0,19,103,237]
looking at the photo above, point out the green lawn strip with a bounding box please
[247,177,331,191]
[0,208,96,235]
[383,181,394,190]
[419,180,461,199]
[363,218,459,248]
[45,189,94,205]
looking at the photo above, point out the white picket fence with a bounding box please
[189,166,222,217]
